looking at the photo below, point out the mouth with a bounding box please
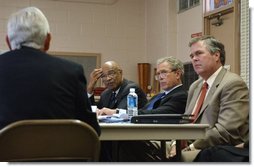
[159,81,166,87]
[194,64,202,68]
[106,82,114,87]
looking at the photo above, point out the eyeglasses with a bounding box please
[155,70,175,80]
[101,70,118,80]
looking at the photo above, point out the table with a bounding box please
[99,123,209,161]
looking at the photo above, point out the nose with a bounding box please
[158,75,164,80]
[106,75,114,81]
[191,55,199,62]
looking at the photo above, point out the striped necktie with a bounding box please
[109,92,117,109]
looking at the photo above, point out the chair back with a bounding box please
[0,119,100,162]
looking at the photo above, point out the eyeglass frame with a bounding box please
[101,70,120,80]
[154,69,176,80]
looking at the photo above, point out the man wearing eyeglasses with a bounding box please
[87,61,147,162]
[138,56,187,115]
[87,61,147,115]
[118,56,188,162]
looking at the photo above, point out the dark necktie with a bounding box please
[109,92,117,109]
[146,92,165,110]
[192,82,208,122]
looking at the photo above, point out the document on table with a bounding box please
[98,114,129,123]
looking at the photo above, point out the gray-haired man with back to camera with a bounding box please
[0,7,100,135]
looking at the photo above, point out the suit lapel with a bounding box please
[114,79,128,105]
[187,82,203,115]
[104,90,113,108]
[197,68,227,118]
[157,85,182,104]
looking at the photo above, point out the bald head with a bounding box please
[102,61,122,71]
[101,61,123,91]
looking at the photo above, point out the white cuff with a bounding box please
[87,92,93,98]
[171,140,176,146]
[189,144,196,151]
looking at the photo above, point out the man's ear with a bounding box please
[5,35,12,50]
[43,33,51,51]
[175,69,182,80]
[214,51,221,62]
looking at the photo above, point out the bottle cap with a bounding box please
[130,88,135,92]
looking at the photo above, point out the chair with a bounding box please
[0,119,100,162]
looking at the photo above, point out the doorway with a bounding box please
[203,0,240,74]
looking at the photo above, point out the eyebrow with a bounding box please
[101,70,115,75]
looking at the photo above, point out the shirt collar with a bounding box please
[164,84,183,95]
[205,66,223,89]
[113,87,120,95]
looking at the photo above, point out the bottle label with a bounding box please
[128,97,136,107]
[127,95,137,117]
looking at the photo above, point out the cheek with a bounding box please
[103,82,109,87]
[202,55,213,63]
[203,58,215,67]
[160,80,171,88]
[113,79,121,86]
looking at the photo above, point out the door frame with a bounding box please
[203,0,240,74]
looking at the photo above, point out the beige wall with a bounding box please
[177,3,203,64]
[146,0,177,70]
[0,0,202,83]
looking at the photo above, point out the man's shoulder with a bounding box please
[47,54,81,67]
[123,79,139,87]
[1,47,82,68]
[223,70,243,81]
[189,78,202,89]
[213,69,246,88]
[172,85,188,95]
[100,88,111,97]
[121,79,142,93]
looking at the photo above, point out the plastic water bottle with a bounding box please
[127,88,138,117]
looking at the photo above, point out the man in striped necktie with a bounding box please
[138,56,187,115]
[118,56,188,161]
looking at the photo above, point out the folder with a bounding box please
[130,114,193,124]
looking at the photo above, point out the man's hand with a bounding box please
[87,68,103,94]
[235,143,244,148]
[167,142,176,158]
[97,107,116,116]
[182,146,192,151]
[166,142,192,159]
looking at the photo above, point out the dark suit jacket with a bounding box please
[138,85,187,114]
[91,79,147,109]
[0,47,100,135]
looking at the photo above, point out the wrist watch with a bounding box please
[116,108,120,114]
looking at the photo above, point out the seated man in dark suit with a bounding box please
[87,61,147,161]
[0,7,100,135]
[118,56,188,161]
[138,57,187,115]
[87,60,147,115]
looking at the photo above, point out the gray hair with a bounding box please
[7,7,50,50]
[156,56,184,75]
[189,35,225,65]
